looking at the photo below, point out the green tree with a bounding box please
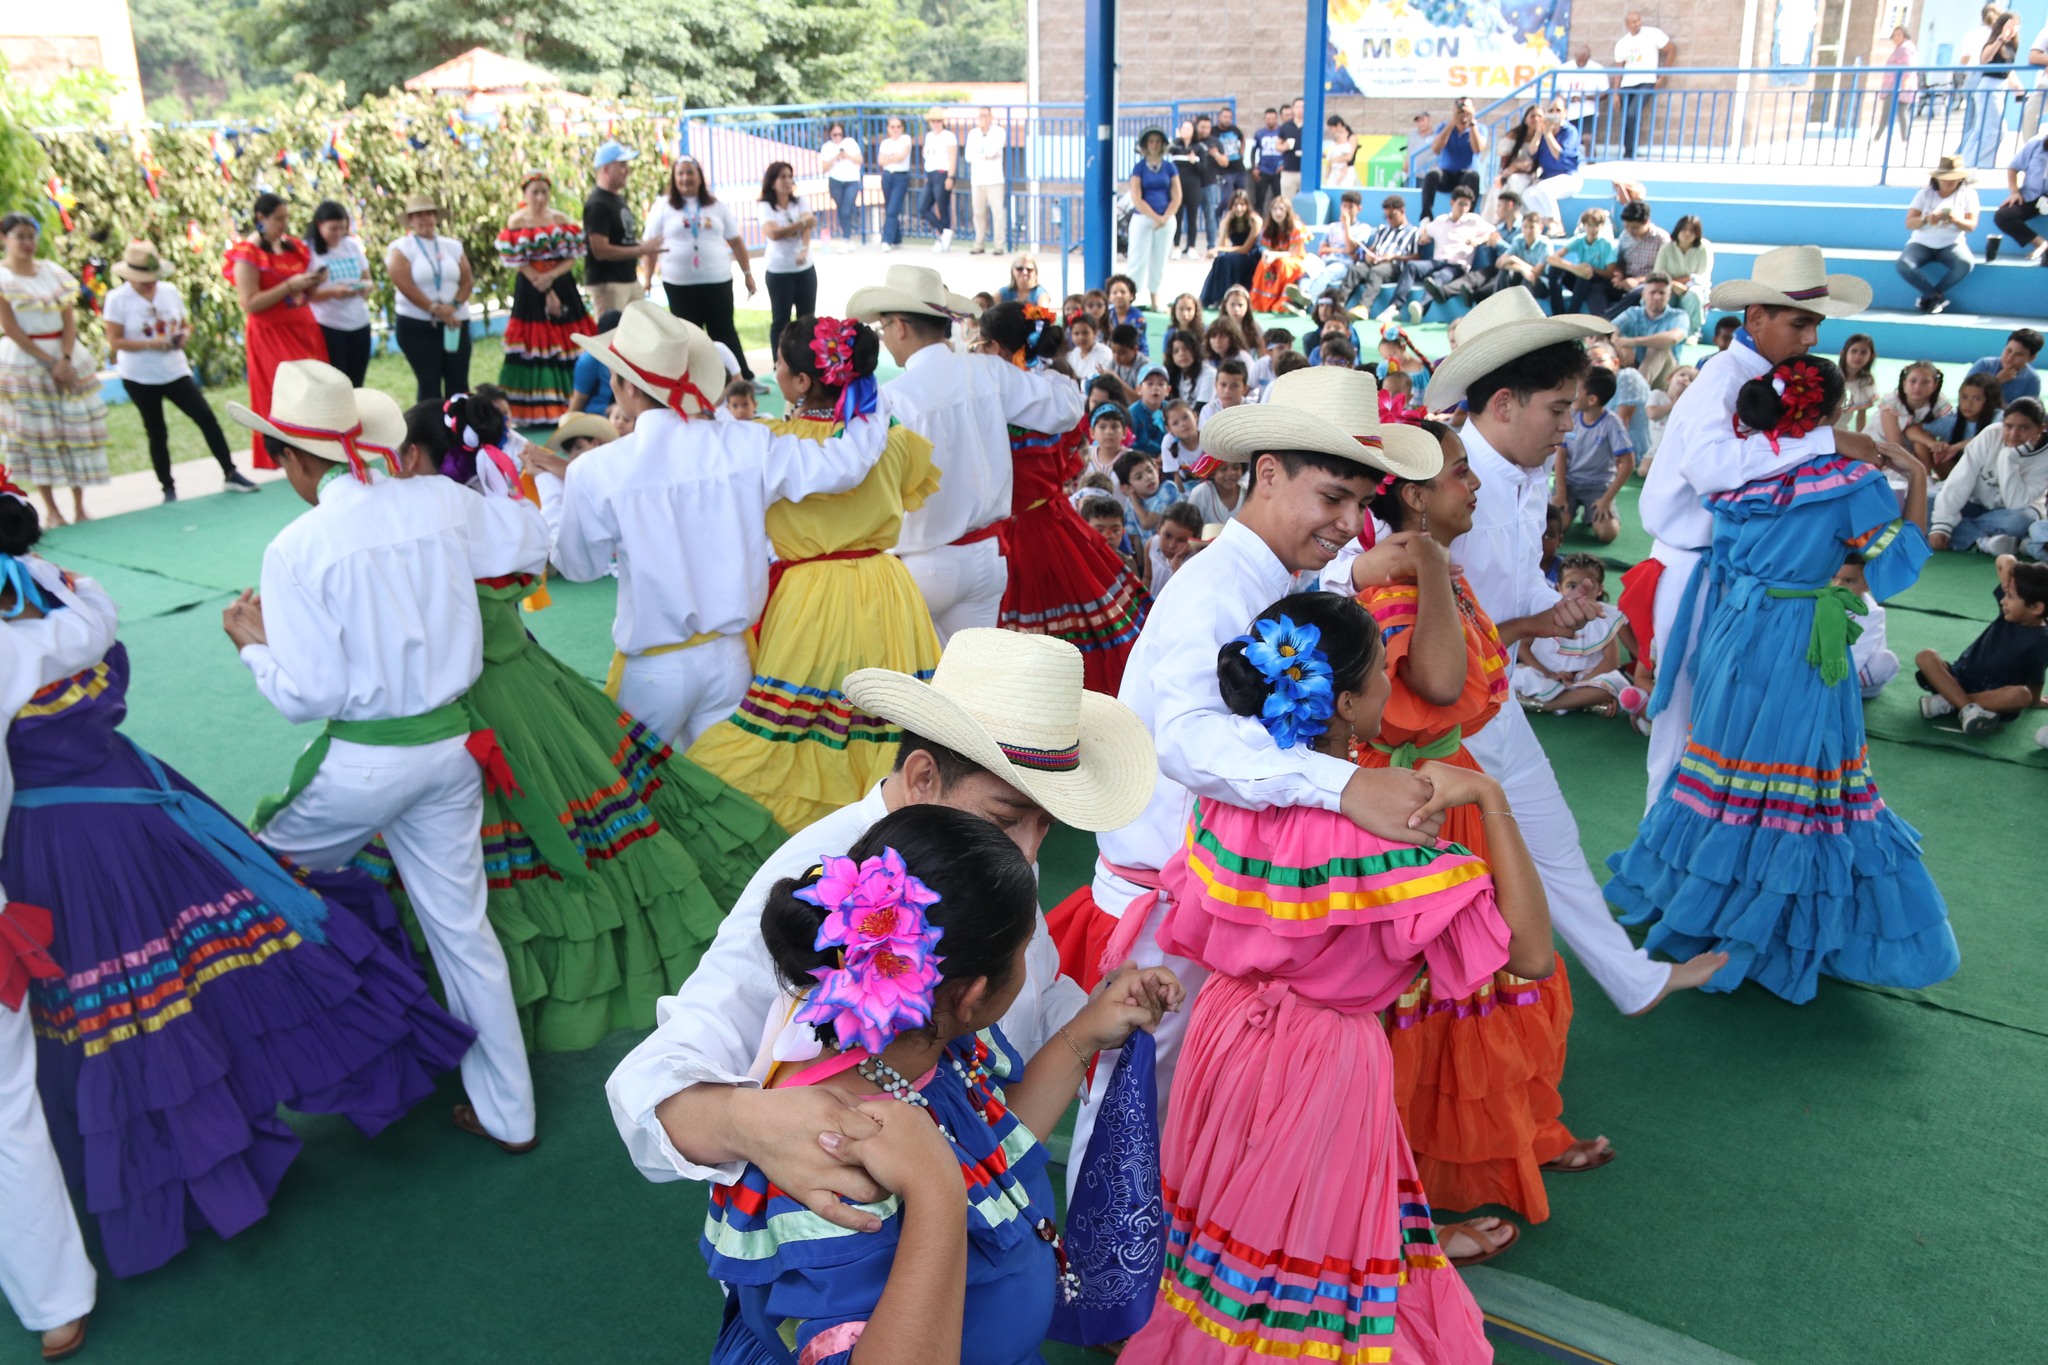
[896,0,1026,82]
[247,0,899,106]
[131,0,289,118]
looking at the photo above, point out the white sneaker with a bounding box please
[1919,695,1955,720]
[938,229,953,252]
[1406,300,1424,324]
[1374,305,1398,323]
[2034,723,2048,750]
[1979,533,2018,556]
[879,242,895,253]
[1959,702,2002,736]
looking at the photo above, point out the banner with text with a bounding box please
[1325,0,1572,101]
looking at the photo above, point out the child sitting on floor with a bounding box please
[1512,554,1645,717]
[1541,504,1566,587]
[718,375,759,422]
[1080,493,1138,575]
[1161,398,1202,475]
[1145,500,1205,594]
[1833,557,1900,700]
[1114,448,1182,545]
[1915,554,2048,736]
[1252,327,1292,397]
[1197,358,1252,426]
[1130,364,1172,455]
[1086,403,1129,480]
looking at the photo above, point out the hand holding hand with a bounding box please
[827,1098,961,1207]
[1414,761,1507,815]
[1342,765,1445,845]
[1067,962,1186,1052]
[679,1084,891,1232]
[222,589,267,649]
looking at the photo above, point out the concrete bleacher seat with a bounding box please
[1290,173,2042,365]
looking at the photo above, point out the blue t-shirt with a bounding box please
[1503,228,1552,267]
[1612,366,1653,455]
[1213,127,1246,171]
[1966,356,2042,405]
[1437,126,1477,174]
[1122,476,1183,542]
[1563,235,1618,271]
[1562,408,1634,489]
[1129,399,1169,454]
[1133,158,1177,214]
[571,352,614,411]
[1535,122,1582,178]
[1254,129,1287,175]
[1614,302,1683,343]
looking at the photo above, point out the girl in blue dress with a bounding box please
[702,804,1181,1365]
[1606,356,1959,1004]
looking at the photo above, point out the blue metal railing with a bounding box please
[1472,63,2039,187]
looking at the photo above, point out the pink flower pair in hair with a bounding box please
[793,847,946,1055]
[808,317,862,389]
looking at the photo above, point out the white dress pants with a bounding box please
[1645,545,1704,813]
[0,1001,94,1333]
[1465,701,1671,1015]
[616,635,752,750]
[258,736,534,1145]
[896,540,1006,644]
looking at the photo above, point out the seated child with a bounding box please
[470,383,531,459]
[1069,468,1114,503]
[1315,338,1357,368]
[1109,323,1145,390]
[1196,358,1252,426]
[1080,493,1138,574]
[1512,554,1645,717]
[1067,314,1114,382]
[1086,373,1132,416]
[1833,557,1899,701]
[1145,500,1204,594]
[1129,364,1171,454]
[1558,365,1634,544]
[1273,349,1311,380]
[1252,327,1293,397]
[1541,503,1566,587]
[1643,364,1695,469]
[1185,457,1244,528]
[719,375,759,422]
[1086,403,1129,480]
[1114,448,1182,545]
[1160,398,1201,475]
[1915,554,2048,735]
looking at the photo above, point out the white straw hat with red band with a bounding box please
[571,301,726,419]
[227,360,386,483]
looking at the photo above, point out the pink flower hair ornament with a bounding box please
[807,316,878,422]
[791,848,947,1055]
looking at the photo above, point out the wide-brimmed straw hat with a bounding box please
[1201,367,1442,480]
[572,301,725,417]
[401,193,439,216]
[545,412,617,454]
[1708,245,1872,319]
[354,388,406,466]
[1930,154,1973,185]
[112,239,164,283]
[847,264,980,322]
[227,361,382,479]
[844,629,1155,832]
[1424,288,1614,411]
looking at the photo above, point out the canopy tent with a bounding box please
[403,47,589,112]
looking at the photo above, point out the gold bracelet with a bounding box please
[1481,810,1517,820]
[1054,1023,1092,1069]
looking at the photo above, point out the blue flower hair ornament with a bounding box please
[1234,615,1335,749]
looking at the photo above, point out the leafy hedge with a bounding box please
[33,80,679,383]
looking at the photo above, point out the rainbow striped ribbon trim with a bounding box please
[998,739,1079,772]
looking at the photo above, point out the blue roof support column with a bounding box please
[1301,0,1327,198]
[1083,0,1116,288]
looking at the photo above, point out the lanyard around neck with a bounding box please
[412,235,445,297]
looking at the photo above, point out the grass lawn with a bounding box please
[102,309,771,479]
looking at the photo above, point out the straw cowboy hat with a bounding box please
[544,412,617,454]
[1424,288,1614,411]
[1201,366,1443,480]
[1708,244,1872,319]
[401,193,440,216]
[354,388,407,465]
[228,361,377,465]
[846,264,980,322]
[572,301,725,417]
[1930,153,1973,185]
[844,629,1155,832]
[112,240,164,283]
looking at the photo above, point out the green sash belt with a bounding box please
[254,699,590,884]
[1370,727,1463,770]
[1763,584,1867,689]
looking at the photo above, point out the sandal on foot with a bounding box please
[452,1102,540,1155]
[42,1316,88,1362]
[1440,1219,1519,1269]
[1541,1136,1616,1174]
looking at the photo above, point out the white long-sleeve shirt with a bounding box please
[1640,336,1836,558]
[1931,427,2048,534]
[0,561,122,838]
[241,472,549,725]
[547,409,886,654]
[883,347,1083,554]
[1098,517,1356,877]
[604,781,1087,1183]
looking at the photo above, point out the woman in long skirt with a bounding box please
[495,172,597,425]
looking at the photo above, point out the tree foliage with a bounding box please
[895,0,1027,83]
[130,0,289,120]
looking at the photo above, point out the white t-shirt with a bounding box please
[1907,184,1980,251]
[309,234,372,332]
[1615,26,1670,86]
[1559,61,1609,120]
[761,202,812,273]
[386,233,467,322]
[644,196,742,286]
[1068,341,1114,382]
[820,136,862,182]
[104,281,191,385]
[878,133,915,171]
[965,125,1007,185]
[923,128,959,174]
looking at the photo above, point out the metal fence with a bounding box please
[1473,64,2041,185]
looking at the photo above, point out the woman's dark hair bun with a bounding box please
[0,497,42,558]
[1736,355,1845,433]
[979,300,1067,363]
[777,316,881,389]
[759,804,1041,1036]
[1217,591,1383,723]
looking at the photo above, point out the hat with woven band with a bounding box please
[1424,287,1614,411]
[846,264,980,322]
[1708,244,1872,320]
[1201,366,1442,480]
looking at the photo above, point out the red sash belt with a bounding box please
[950,519,1012,555]
[0,902,61,1012]
[1616,558,1665,666]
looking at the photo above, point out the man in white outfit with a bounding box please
[0,542,116,1362]
[550,304,887,746]
[1633,247,1888,808]
[1331,290,1725,1015]
[849,265,1084,642]
[231,363,550,1152]
[604,630,1151,1229]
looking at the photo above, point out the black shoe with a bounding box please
[1912,295,1933,313]
[161,487,178,504]
[222,470,259,492]
[1929,296,1951,315]
[1423,277,1449,303]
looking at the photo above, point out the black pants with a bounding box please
[1548,267,1622,316]
[1420,168,1481,220]
[125,374,235,493]
[320,324,372,385]
[764,267,818,364]
[394,315,472,404]
[1994,197,2047,247]
[1254,171,1284,216]
[663,281,753,381]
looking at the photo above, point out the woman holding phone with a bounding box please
[225,192,328,468]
